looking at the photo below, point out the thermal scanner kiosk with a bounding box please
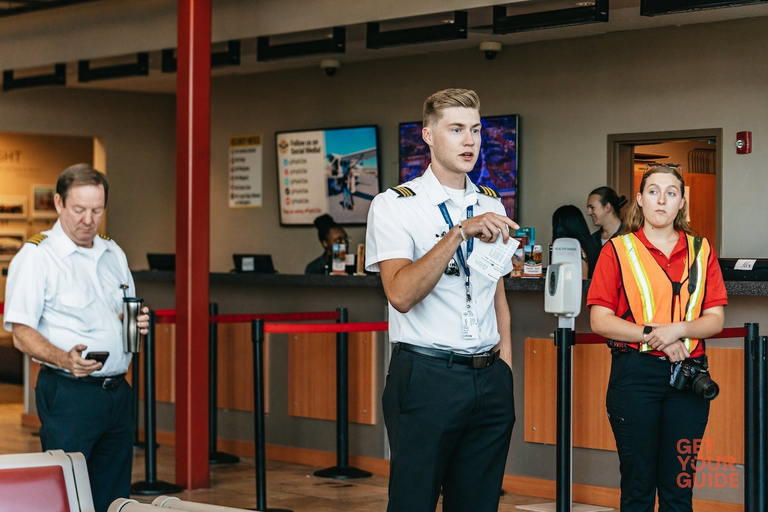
[519,239,610,512]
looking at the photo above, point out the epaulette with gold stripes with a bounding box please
[390,186,416,198]
[476,185,500,199]
[26,234,48,246]
[98,234,112,241]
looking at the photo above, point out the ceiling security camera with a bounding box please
[479,41,502,61]
[320,59,340,77]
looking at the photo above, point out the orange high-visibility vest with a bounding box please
[610,232,710,352]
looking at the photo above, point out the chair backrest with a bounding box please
[152,496,253,511]
[108,500,157,512]
[0,450,95,512]
[109,498,251,512]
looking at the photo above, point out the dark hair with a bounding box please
[623,165,694,236]
[56,163,109,206]
[588,186,627,217]
[313,214,340,244]
[552,204,601,278]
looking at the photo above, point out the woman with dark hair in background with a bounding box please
[588,166,727,511]
[305,214,348,274]
[587,186,627,247]
[552,204,601,278]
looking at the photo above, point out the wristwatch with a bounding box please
[643,325,653,338]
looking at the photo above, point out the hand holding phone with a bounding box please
[85,352,109,365]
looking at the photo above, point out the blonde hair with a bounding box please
[622,165,695,236]
[423,88,480,127]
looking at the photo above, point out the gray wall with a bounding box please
[201,16,768,273]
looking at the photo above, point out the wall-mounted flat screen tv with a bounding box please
[276,125,380,226]
[398,114,519,219]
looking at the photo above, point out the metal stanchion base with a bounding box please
[248,508,293,511]
[210,451,241,464]
[131,481,185,496]
[515,502,613,511]
[313,466,372,479]
[133,442,159,450]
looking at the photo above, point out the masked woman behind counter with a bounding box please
[551,204,600,278]
[587,165,727,512]
[305,214,348,275]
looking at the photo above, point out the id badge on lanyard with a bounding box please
[438,202,479,341]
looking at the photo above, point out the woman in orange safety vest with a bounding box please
[587,165,727,511]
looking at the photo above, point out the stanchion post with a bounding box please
[131,311,185,495]
[132,330,143,449]
[745,323,758,511]
[313,308,372,479]
[555,327,574,512]
[756,335,767,512]
[209,302,239,465]
[251,319,292,512]
[337,308,349,468]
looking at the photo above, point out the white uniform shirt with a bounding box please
[3,220,135,376]
[365,166,505,354]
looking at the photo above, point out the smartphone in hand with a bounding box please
[85,352,109,365]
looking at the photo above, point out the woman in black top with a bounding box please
[305,214,348,274]
[551,204,601,278]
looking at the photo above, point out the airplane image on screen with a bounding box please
[326,147,378,211]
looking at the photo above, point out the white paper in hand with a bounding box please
[467,234,520,281]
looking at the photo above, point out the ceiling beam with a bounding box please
[367,11,467,49]
[493,0,609,34]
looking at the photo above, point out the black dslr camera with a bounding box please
[670,358,719,400]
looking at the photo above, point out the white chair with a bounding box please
[108,497,252,512]
[108,500,156,512]
[0,449,95,512]
[152,496,253,511]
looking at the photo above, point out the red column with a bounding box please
[175,0,211,489]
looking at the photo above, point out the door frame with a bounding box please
[607,128,723,251]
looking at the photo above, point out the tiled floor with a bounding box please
[0,383,546,511]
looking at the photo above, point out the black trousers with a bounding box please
[383,346,516,512]
[36,368,134,512]
[606,351,710,512]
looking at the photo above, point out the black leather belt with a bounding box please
[397,343,500,369]
[43,365,125,390]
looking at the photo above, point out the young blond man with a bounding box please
[366,89,517,512]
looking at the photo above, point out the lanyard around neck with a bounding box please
[437,202,473,278]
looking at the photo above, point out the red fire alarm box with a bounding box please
[736,131,752,154]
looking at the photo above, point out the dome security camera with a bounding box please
[320,59,340,77]
[479,41,502,61]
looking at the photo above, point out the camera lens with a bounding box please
[692,374,720,401]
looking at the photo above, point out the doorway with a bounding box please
[607,129,722,251]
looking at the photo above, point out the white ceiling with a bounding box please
[14,0,768,94]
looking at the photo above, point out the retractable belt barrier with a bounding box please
[206,306,341,466]
[134,309,343,456]
[251,309,387,511]
[553,324,765,512]
[152,310,341,324]
[134,307,344,502]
